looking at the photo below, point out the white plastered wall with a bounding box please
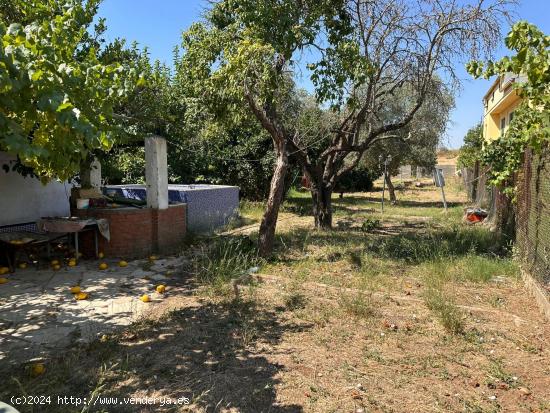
[0,152,71,226]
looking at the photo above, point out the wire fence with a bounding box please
[516,146,550,287]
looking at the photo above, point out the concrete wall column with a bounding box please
[90,158,102,190]
[145,136,169,210]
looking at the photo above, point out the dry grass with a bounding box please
[1,176,548,413]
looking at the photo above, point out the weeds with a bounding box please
[361,218,381,232]
[339,290,376,319]
[423,288,465,335]
[487,359,520,389]
[419,254,519,286]
[346,250,363,269]
[455,255,518,282]
[191,236,262,289]
[284,289,307,311]
[372,225,503,264]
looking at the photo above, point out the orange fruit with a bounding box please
[18,262,27,269]
[68,260,77,267]
[74,292,88,300]
[118,260,128,267]
[53,264,61,271]
[98,252,104,259]
[30,363,46,377]
[0,277,8,284]
[156,285,166,294]
[70,286,81,294]
[140,294,151,303]
[0,267,9,275]
[98,263,108,270]
[148,255,157,262]
[51,260,59,266]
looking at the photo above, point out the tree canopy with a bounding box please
[457,123,483,170]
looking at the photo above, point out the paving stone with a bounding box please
[13,325,75,346]
[0,257,175,368]
[0,282,42,300]
[131,269,156,278]
[150,273,168,282]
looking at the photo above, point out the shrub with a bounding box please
[361,218,381,233]
[191,236,261,286]
[424,288,465,335]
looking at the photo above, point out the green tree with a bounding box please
[467,21,550,189]
[457,122,483,203]
[467,21,549,237]
[364,80,455,203]
[457,123,483,170]
[0,0,140,180]
[178,0,511,256]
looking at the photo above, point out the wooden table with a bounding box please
[37,218,104,259]
[0,232,56,272]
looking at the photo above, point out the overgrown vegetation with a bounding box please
[423,288,465,335]
[467,21,550,192]
[3,176,545,413]
[190,235,262,292]
[371,225,505,264]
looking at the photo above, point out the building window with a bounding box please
[509,111,514,123]
[500,117,506,132]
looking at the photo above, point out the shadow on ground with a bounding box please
[347,196,464,209]
[1,297,308,413]
[0,256,190,367]
[272,222,506,266]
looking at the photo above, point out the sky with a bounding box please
[97,0,550,149]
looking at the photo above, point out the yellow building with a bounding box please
[482,73,524,142]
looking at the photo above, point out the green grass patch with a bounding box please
[338,290,377,319]
[371,225,505,264]
[423,288,465,335]
[190,235,262,291]
[420,255,519,285]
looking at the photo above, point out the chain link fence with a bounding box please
[516,146,550,288]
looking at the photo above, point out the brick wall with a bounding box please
[516,146,550,287]
[154,206,187,252]
[73,204,186,259]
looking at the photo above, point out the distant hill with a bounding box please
[437,149,459,166]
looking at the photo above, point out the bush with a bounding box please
[361,218,381,232]
[191,236,262,286]
[335,166,376,195]
[424,288,465,335]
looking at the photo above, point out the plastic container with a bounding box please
[76,198,89,209]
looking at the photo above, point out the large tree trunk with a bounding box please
[485,186,516,242]
[493,188,516,241]
[79,154,94,189]
[258,143,288,257]
[385,173,397,204]
[310,178,333,230]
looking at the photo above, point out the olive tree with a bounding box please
[363,80,455,203]
[179,0,513,256]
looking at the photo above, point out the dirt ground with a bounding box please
[0,177,548,413]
